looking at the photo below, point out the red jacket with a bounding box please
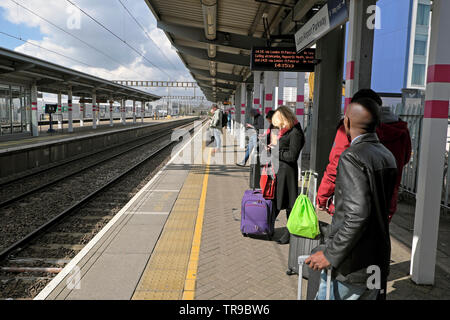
[316,121,412,221]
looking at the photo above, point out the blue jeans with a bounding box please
[244,134,257,164]
[315,270,379,300]
[211,128,222,149]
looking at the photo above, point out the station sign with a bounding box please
[44,104,57,114]
[79,97,108,103]
[295,0,349,53]
[250,47,316,72]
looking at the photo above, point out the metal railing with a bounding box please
[391,103,450,209]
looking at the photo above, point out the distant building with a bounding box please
[371,0,432,93]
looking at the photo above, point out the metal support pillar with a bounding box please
[57,92,62,129]
[411,0,450,285]
[235,86,242,124]
[253,71,261,114]
[296,72,306,178]
[68,87,73,133]
[109,98,114,127]
[121,99,126,125]
[240,82,246,124]
[80,99,84,127]
[246,85,252,124]
[310,26,346,183]
[31,82,38,137]
[92,91,97,129]
[278,71,285,107]
[133,100,136,124]
[296,72,306,126]
[344,0,376,112]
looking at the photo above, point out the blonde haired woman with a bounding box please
[270,106,305,244]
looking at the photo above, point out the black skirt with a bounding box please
[274,163,299,211]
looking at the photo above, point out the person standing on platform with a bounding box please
[209,105,222,154]
[227,110,232,132]
[236,109,265,167]
[270,106,305,244]
[316,89,411,221]
[306,98,397,300]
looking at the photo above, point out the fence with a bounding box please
[391,103,450,209]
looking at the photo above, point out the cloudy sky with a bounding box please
[0,0,203,99]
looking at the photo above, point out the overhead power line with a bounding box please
[0,30,116,77]
[116,0,182,73]
[8,0,149,80]
[65,0,176,80]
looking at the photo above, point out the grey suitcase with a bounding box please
[286,171,324,278]
[298,255,332,300]
[248,139,261,189]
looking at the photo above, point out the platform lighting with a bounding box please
[202,0,217,40]
[208,44,216,58]
[209,61,217,77]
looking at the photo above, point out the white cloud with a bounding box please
[0,0,202,98]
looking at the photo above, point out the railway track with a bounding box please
[0,119,205,299]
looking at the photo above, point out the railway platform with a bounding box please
[0,116,191,151]
[34,125,450,300]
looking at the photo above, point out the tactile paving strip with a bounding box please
[132,144,210,300]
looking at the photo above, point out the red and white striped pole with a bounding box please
[411,0,450,285]
[344,0,376,113]
[296,72,306,179]
[121,99,126,125]
[296,72,305,126]
[253,71,261,115]
[264,71,274,117]
[92,91,97,129]
[278,71,285,108]
[68,86,73,133]
[109,97,114,127]
[133,100,136,124]
[240,82,246,124]
[31,82,38,136]
[79,98,84,127]
[344,0,357,114]
[57,92,62,129]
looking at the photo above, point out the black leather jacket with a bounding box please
[322,133,397,285]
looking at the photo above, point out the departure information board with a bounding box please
[250,47,316,72]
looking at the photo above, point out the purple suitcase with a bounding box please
[240,189,274,238]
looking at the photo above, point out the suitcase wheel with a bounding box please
[286,269,296,276]
[243,233,248,237]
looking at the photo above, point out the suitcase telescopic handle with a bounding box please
[297,255,332,300]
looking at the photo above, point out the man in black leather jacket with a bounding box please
[306,98,397,300]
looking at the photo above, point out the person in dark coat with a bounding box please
[306,98,397,300]
[270,106,305,244]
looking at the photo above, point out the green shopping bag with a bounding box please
[286,194,320,239]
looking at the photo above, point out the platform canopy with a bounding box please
[0,47,160,102]
[145,0,326,103]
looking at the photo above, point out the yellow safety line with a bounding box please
[182,149,211,300]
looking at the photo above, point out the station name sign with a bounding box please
[251,47,316,72]
[295,0,348,52]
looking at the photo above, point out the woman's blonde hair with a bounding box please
[272,106,297,130]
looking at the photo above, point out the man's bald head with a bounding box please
[345,98,380,138]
